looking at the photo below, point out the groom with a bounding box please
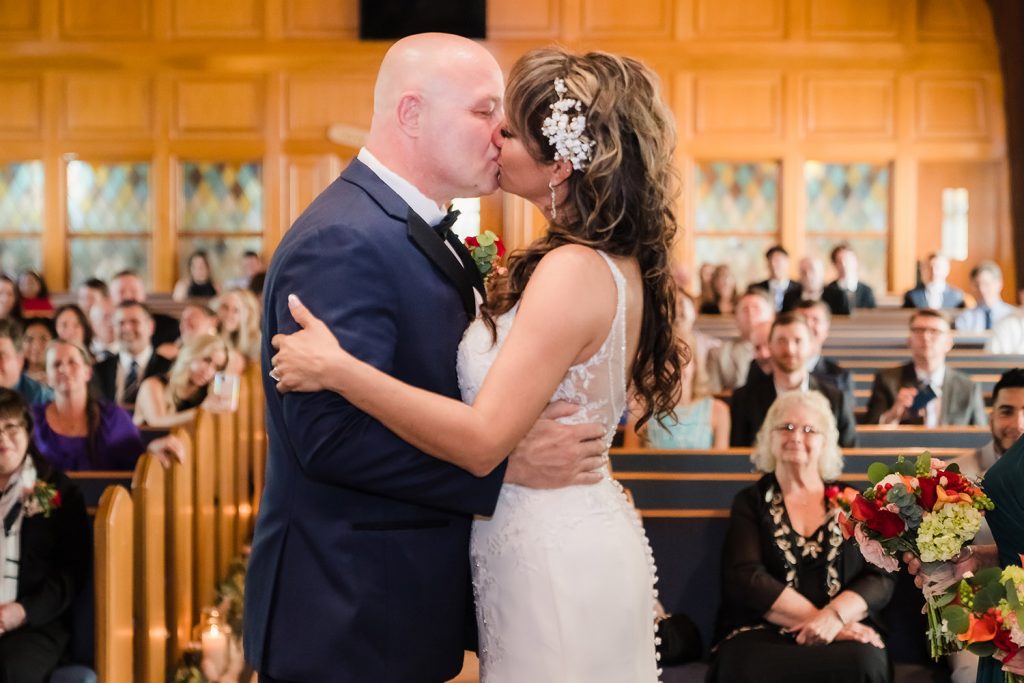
[245,34,609,682]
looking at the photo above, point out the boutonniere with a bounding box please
[23,480,60,518]
[464,231,507,282]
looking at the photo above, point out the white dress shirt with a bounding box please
[914,365,946,428]
[117,346,153,404]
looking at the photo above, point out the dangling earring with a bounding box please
[548,180,557,221]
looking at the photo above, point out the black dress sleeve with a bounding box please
[720,485,787,616]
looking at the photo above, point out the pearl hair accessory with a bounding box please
[541,78,595,172]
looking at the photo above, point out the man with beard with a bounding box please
[955,369,1024,478]
[729,311,856,447]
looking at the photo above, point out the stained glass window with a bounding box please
[67,161,150,233]
[693,161,781,290]
[804,162,890,293]
[68,238,149,288]
[0,162,43,275]
[180,161,262,233]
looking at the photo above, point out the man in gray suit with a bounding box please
[865,309,986,426]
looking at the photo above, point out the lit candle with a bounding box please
[201,625,229,678]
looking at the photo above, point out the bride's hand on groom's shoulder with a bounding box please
[504,401,608,489]
[270,294,346,393]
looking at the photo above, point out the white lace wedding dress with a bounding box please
[457,251,660,682]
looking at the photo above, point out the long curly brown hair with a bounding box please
[485,48,686,429]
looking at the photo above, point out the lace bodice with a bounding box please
[457,251,628,458]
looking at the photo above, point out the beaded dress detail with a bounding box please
[457,251,660,682]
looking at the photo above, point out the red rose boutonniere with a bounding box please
[23,480,60,518]
[464,231,507,282]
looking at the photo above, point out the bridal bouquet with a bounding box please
[829,452,994,658]
[934,564,1024,682]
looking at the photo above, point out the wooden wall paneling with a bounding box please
[916,0,984,43]
[59,0,150,40]
[580,0,674,39]
[0,0,41,39]
[0,76,42,138]
[915,77,990,140]
[916,160,1005,294]
[131,455,167,683]
[152,76,174,292]
[262,72,283,256]
[62,75,153,139]
[802,75,895,139]
[171,0,264,38]
[693,73,782,137]
[94,485,133,683]
[283,154,343,228]
[282,73,373,141]
[806,0,900,41]
[281,0,356,38]
[693,0,785,40]
[42,73,65,293]
[488,0,561,39]
[172,77,265,138]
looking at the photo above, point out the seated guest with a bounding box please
[17,270,53,318]
[172,250,219,302]
[213,288,261,371]
[751,245,801,312]
[33,340,182,472]
[0,388,91,682]
[903,253,965,310]
[0,320,53,405]
[866,309,987,426]
[730,312,856,448]
[673,291,720,370]
[822,243,876,315]
[21,318,54,387]
[224,250,265,291]
[986,311,1024,354]
[956,261,1016,332]
[75,277,109,320]
[54,304,92,353]
[697,262,716,309]
[782,256,825,311]
[699,264,739,315]
[709,390,894,683]
[643,333,730,449]
[108,270,179,348]
[707,290,775,393]
[91,302,173,408]
[155,301,219,361]
[133,335,230,429]
[744,320,775,385]
[0,275,21,324]
[793,299,853,404]
[87,298,117,362]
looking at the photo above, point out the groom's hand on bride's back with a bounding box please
[504,401,607,488]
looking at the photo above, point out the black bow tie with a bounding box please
[433,209,461,240]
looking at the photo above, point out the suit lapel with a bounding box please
[407,210,477,319]
[446,234,486,300]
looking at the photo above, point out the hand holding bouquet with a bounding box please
[936,563,1024,682]
[830,452,994,657]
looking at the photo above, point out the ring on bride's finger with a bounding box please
[269,367,281,382]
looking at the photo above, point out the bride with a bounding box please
[270,47,684,682]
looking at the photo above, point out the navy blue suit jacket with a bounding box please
[244,159,506,682]
[901,285,966,309]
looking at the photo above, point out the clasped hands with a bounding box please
[785,608,883,649]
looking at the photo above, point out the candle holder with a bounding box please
[192,607,232,681]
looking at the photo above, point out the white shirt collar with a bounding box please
[841,276,859,292]
[914,364,946,395]
[119,346,152,371]
[358,148,447,226]
[774,373,810,397]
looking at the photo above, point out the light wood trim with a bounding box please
[167,427,195,664]
[95,485,134,683]
[131,454,167,683]
[193,409,217,613]
[215,409,239,577]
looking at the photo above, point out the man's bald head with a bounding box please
[366,34,504,203]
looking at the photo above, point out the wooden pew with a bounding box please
[166,428,195,666]
[94,485,133,683]
[131,455,166,683]
[248,362,267,520]
[855,425,990,449]
[235,369,254,543]
[193,410,217,613]
[68,470,134,513]
[215,409,239,579]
